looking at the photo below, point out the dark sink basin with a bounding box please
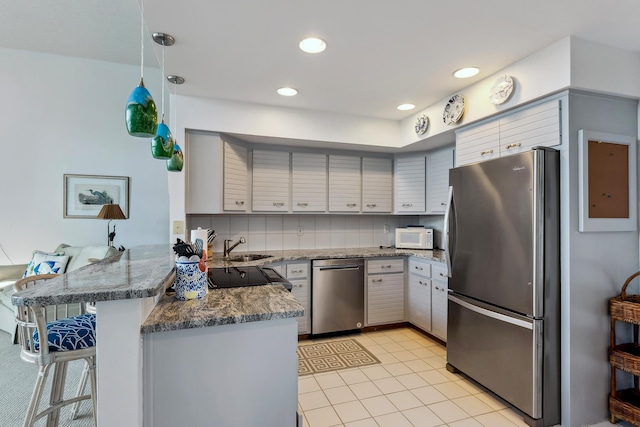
[228,254,272,262]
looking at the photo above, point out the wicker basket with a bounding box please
[610,272,640,324]
[611,391,640,426]
[610,344,640,375]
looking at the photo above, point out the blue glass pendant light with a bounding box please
[167,75,185,172]
[151,33,175,159]
[125,0,157,137]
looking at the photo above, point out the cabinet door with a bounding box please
[328,155,361,212]
[395,156,426,212]
[292,152,327,212]
[455,120,499,167]
[367,273,404,326]
[499,99,561,156]
[252,150,290,212]
[408,257,431,279]
[290,278,310,334]
[186,132,223,214]
[431,280,448,341]
[408,274,431,332]
[362,157,393,213]
[426,147,454,214]
[223,141,249,211]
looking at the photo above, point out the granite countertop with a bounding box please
[208,247,446,268]
[12,245,175,307]
[141,285,304,334]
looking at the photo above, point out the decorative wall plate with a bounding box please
[443,94,465,125]
[414,114,429,135]
[489,75,514,105]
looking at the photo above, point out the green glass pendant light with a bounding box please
[125,0,157,137]
[167,75,185,172]
[151,33,175,159]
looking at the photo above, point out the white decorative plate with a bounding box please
[443,94,465,125]
[489,75,514,105]
[414,114,429,135]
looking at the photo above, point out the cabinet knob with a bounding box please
[480,149,494,156]
[505,142,522,150]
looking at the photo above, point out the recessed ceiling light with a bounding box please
[277,87,298,96]
[397,104,416,111]
[453,67,480,78]
[299,37,327,54]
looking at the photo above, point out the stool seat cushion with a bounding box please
[33,313,96,352]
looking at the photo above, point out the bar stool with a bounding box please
[14,274,97,427]
[68,301,96,420]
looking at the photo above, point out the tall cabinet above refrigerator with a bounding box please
[445,147,560,427]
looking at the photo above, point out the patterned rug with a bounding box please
[298,338,380,376]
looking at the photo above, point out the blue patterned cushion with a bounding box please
[33,313,96,352]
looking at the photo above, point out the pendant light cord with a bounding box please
[161,44,165,118]
[140,0,145,79]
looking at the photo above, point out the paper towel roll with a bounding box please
[190,227,209,259]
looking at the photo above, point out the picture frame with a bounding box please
[63,174,129,219]
[578,129,636,232]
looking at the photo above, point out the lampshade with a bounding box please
[151,117,175,159]
[97,204,126,220]
[167,143,184,172]
[125,0,158,137]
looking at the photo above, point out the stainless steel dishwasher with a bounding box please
[311,258,364,334]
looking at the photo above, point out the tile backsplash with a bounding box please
[187,214,444,254]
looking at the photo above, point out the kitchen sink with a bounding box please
[228,254,273,262]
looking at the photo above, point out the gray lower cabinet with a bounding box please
[265,261,310,335]
[366,258,405,326]
[431,263,448,341]
[408,258,431,332]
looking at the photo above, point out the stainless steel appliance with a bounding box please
[206,266,292,291]
[395,227,434,249]
[444,148,560,427]
[311,259,364,334]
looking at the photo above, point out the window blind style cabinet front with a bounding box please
[456,98,561,166]
[292,152,327,212]
[252,150,290,212]
[395,156,426,213]
[224,141,249,211]
[426,147,454,214]
[264,261,310,335]
[362,157,393,213]
[366,258,405,326]
[328,155,361,212]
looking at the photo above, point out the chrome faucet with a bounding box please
[224,237,246,258]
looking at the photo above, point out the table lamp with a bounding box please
[97,203,127,247]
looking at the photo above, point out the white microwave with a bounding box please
[395,227,434,249]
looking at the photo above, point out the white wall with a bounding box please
[0,47,170,264]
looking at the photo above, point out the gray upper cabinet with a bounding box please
[292,152,327,212]
[223,141,249,211]
[426,147,454,214]
[456,98,561,166]
[362,157,393,213]
[395,156,426,213]
[186,132,223,214]
[252,149,290,212]
[328,155,361,212]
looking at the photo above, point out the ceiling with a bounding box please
[2,0,640,121]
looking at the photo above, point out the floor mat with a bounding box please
[297,338,380,376]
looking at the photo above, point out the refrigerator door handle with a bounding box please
[443,185,454,277]
[448,294,533,330]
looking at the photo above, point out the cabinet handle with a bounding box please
[402,203,413,208]
[480,149,494,156]
[367,203,377,208]
[414,266,423,271]
[372,278,383,283]
[441,202,447,206]
[347,203,357,208]
[297,202,308,207]
[291,270,303,274]
[505,142,522,150]
[419,280,428,286]
[294,284,303,288]
[434,286,441,291]
[381,265,392,269]
[235,200,245,206]
[272,202,285,207]
[439,273,446,277]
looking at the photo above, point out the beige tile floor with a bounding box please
[297,327,624,427]
[297,327,532,427]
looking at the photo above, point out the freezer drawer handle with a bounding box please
[317,265,361,271]
[448,295,533,330]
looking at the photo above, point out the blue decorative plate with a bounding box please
[443,94,465,125]
[414,114,429,135]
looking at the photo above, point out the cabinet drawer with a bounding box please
[367,258,404,274]
[286,263,308,279]
[409,258,431,277]
[432,263,448,281]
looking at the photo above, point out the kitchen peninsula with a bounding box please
[11,244,446,426]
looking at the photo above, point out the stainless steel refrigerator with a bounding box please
[444,147,560,427]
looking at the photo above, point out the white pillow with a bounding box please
[22,251,69,277]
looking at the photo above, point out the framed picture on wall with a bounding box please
[578,130,636,232]
[63,174,129,219]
